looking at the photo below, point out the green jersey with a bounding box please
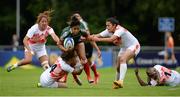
[79,19,89,31]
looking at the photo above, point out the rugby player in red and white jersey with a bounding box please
[91,17,140,89]
[135,65,180,87]
[7,10,59,72]
[39,50,83,88]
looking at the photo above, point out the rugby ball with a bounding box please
[63,37,74,49]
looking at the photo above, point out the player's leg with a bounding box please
[57,82,67,88]
[115,56,120,80]
[115,49,133,87]
[76,42,93,83]
[39,55,49,70]
[7,49,33,72]
[171,50,176,64]
[37,46,50,70]
[71,58,83,85]
[112,56,121,89]
[114,44,140,88]
[72,74,82,85]
[90,60,100,84]
[164,50,168,64]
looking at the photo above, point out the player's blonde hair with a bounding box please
[36,10,54,24]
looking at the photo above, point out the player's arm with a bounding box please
[90,41,101,57]
[134,68,149,86]
[56,38,68,52]
[23,36,34,55]
[50,32,60,45]
[94,33,103,38]
[92,35,118,43]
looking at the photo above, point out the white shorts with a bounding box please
[40,68,58,88]
[118,44,140,57]
[25,44,47,58]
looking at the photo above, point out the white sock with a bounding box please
[119,63,127,80]
[116,72,120,80]
[14,63,18,68]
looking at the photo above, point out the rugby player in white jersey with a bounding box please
[91,17,140,89]
[7,10,59,72]
[39,50,83,88]
[135,65,180,87]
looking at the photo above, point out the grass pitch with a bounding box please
[0,67,180,96]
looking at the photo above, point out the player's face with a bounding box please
[106,21,116,33]
[39,17,48,31]
[71,26,80,35]
[74,13,81,20]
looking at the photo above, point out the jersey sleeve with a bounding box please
[80,20,89,30]
[99,29,110,37]
[48,27,55,35]
[26,24,37,38]
[113,28,124,37]
[61,63,74,73]
[60,27,69,40]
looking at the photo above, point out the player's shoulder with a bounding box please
[62,26,70,32]
[116,25,128,32]
[61,27,71,38]
[47,26,53,30]
[29,24,38,30]
[27,24,39,33]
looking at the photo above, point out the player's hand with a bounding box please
[134,68,139,75]
[97,50,101,58]
[27,50,34,55]
[113,37,121,46]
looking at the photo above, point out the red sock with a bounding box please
[83,63,91,79]
[91,64,98,76]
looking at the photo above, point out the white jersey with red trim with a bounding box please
[100,25,139,48]
[26,24,55,44]
[153,65,180,86]
[50,57,74,81]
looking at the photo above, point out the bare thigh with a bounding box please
[75,42,87,64]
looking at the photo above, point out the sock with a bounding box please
[119,63,127,81]
[83,62,91,79]
[91,63,98,76]
[14,63,18,68]
[116,72,120,80]
[41,61,50,70]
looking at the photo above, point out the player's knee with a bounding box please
[81,58,87,64]
[119,57,126,64]
[41,61,50,70]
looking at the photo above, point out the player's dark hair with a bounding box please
[61,50,76,62]
[106,17,119,25]
[70,16,80,27]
